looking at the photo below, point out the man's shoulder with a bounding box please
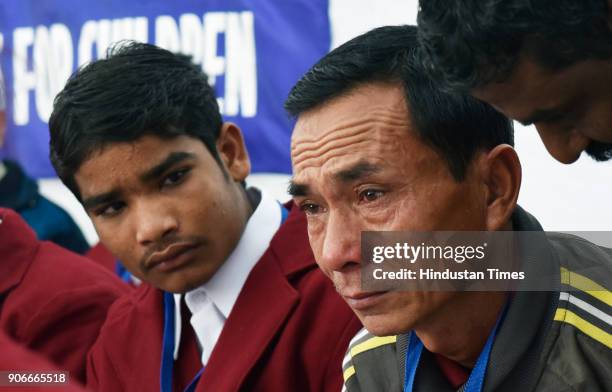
[0,332,87,392]
[539,297,612,390]
[547,232,612,274]
[545,233,611,348]
[90,285,164,365]
[25,240,129,296]
[87,284,169,391]
[538,235,612,390]
[2,234,129,319]
[98,283,161,332]
[342,329,402,391]
[551,271,611,350]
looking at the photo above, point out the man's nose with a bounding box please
[318,210,362,273]
[536,124,590,164]
[134,200,179,246]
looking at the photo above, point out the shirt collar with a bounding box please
[173,190,282,359]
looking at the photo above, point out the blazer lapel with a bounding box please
[195,248,299,391]
[195,204,311,391]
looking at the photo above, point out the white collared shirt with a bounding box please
[173,191,283,365]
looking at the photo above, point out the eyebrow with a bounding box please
[81,151,196,211]
[517,108,564,126]
[287,161,382,197]
[139,151,196,183]
[334,161,382,182]
[82,190,122,212]
[287,181,310,197]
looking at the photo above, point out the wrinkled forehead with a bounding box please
[290,83,412,175]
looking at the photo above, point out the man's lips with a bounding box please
[145,242,200,272]
[342,290,388,311]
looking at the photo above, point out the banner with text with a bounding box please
[0,0,330,177]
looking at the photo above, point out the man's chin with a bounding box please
[153,275,195,294]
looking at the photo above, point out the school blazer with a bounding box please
[87,203,362,391]
[0,208,129,384]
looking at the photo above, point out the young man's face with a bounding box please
[473,56,612,164]
[75,128,251,293]
[290,82,491,336]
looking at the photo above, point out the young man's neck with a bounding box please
[414,291,506,368]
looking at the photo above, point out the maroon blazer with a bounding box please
[85,242,117,273]
[0,208,130,384]
[87,203,362,391]
[0,331,86,392]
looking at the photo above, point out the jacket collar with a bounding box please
[482,206,559,391]
[172,190,284,360]
[190,203,315,391]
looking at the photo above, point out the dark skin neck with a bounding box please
[414,222,512,368]
[414,291,506,368]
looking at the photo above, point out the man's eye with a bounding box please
[359,189,385,203]
[163,169,190,187]
[96,202,125,217]
[300,203,321,215]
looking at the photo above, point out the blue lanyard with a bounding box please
[115,261,133,284]
[161,291,178,392]
[403,303,508,392]
[160,203,289,392]
[278,202,289,223]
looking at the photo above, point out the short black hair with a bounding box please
[49,41,223,199]
[417,0,612,91]
[285,25,513,180]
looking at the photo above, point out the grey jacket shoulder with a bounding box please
[534,232,612,391]
[545,232,611,352]
[342,232,612,392]
[342,329,401,392]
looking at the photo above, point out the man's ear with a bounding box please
[216,122,251,182]
[482,145,522,231]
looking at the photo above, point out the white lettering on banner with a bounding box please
[13,27,35,125]
[157,11,257,118]
[154,15,180,52]
[179,13,203,64]
[34,24,73,122]
[79,17,148,64]
[13,25,73,125]
[9,11,257,126]
[224,12,257,117]
[202,12,227,89]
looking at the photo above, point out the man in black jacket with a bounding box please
[286,25,612,391]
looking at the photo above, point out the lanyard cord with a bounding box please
[161,291,176,392]
[403,301,508,392]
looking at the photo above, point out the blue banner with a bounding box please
[0,0,330,177]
